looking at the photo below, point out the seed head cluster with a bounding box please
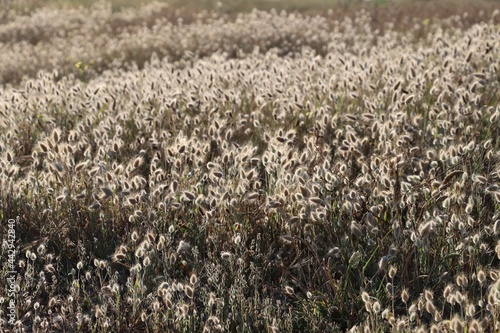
[0,1,499,332]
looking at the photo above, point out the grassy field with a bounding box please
[0,0,500,332]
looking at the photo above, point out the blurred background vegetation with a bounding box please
[3,0,499,36]
[5,0,500,13]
